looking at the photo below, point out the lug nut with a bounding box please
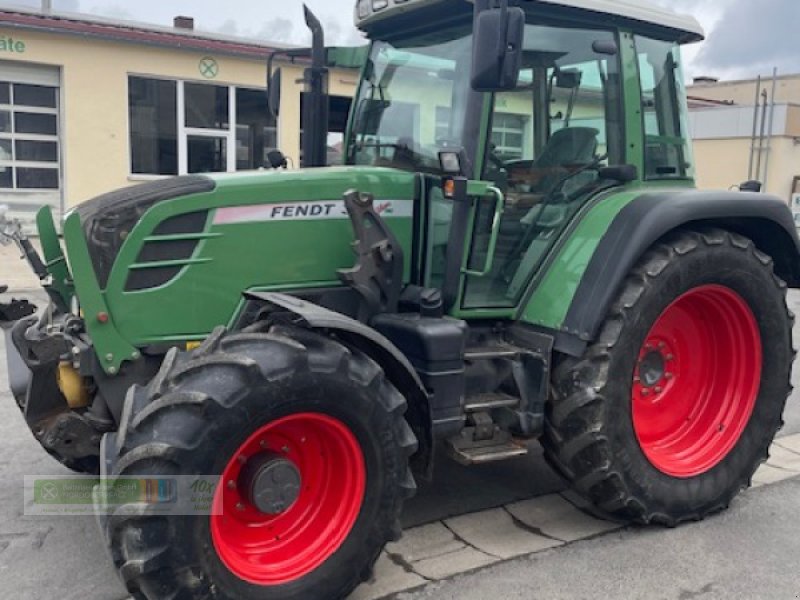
[236,502,245,512]
[237,455,247,465]
[226,480,236,490]
[641,389,650,397]
[655,386,663,393]
[666,354,674,361]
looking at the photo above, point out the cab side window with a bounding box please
[635,36,694,179]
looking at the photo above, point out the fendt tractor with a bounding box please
[2,0,799,598]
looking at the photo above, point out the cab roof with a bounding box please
[355,0,704,43]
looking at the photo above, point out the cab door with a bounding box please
[455,23,625,315]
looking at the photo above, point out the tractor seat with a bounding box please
[534,127,599,169]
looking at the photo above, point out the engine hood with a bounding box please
[72,166,418,347]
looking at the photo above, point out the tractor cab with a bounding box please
[344,0,701,319]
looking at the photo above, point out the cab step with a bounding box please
[464,392,520,413]
[446,438,529,465]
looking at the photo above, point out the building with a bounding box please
[687,73,800,206]
[0,6,361,229]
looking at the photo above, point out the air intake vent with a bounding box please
[125,210,211,292]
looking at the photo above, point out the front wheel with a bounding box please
[543,228,794,525]
[101,326,417,600]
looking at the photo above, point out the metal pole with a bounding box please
[763,67,778,192]
[41,0,52,13]
[748,76,762,180]
[754,88,768,182]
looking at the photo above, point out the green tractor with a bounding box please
[2,0,798,598]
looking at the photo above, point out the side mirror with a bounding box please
[268,68,282,119]
[740,180,762,193]
[592,39,619,56]
[555,69,582,89]
[471,4,525,92]
[266,149,288,170]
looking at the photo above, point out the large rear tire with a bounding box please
[100,326,417,600]
[543,228,794,525]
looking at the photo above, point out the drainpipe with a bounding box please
[754,88,769,183]
[762,68,778,193]
[748,76,762,181]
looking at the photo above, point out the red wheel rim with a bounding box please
[631,285,762,478]
[211,413,366,585]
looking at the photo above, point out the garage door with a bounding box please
[0,60,62,234]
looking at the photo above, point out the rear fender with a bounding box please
[239,291,435,478]
[551,190,800,355]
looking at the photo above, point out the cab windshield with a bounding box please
[347,32,472,174]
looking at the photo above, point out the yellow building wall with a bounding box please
[693,136,800,199]
[689,75,800,106]
[0,27,358,208]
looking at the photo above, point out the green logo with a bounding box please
[199,56,219,79]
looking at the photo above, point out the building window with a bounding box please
[129,77,178,175]
[0,81,60,190]
[490,113,527,161]
[128,76,277,176]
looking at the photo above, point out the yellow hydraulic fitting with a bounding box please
[57,362,91,409]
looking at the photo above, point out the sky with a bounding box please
[3,0,799,81]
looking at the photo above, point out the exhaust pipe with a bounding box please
[301,5,330,168]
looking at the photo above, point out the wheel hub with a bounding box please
[240,453,302,515]
[638,349,666,387]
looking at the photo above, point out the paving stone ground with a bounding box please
[349,434,800,600]
[0,242,41,291]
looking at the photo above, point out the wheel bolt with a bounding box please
[633,376,641,383]
[658,342,666,349]
[641,389,650,397]
[282,445,290,454]
[655,386,663,394]
[227,480,236,490]
[666,354,674,361]
[665,373,674,380]
[238,455,247,465]
[260,440,268,449]
[236,502,245,511]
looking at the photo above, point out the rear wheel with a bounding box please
[543,228,794,524]
[100,326,417,600]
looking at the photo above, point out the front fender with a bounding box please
[240,291,435,478]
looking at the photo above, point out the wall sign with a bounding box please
[0,35,26,53]
[199,56,219,79]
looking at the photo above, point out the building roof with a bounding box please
[356,0,704,42]
[0,5,295,59]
